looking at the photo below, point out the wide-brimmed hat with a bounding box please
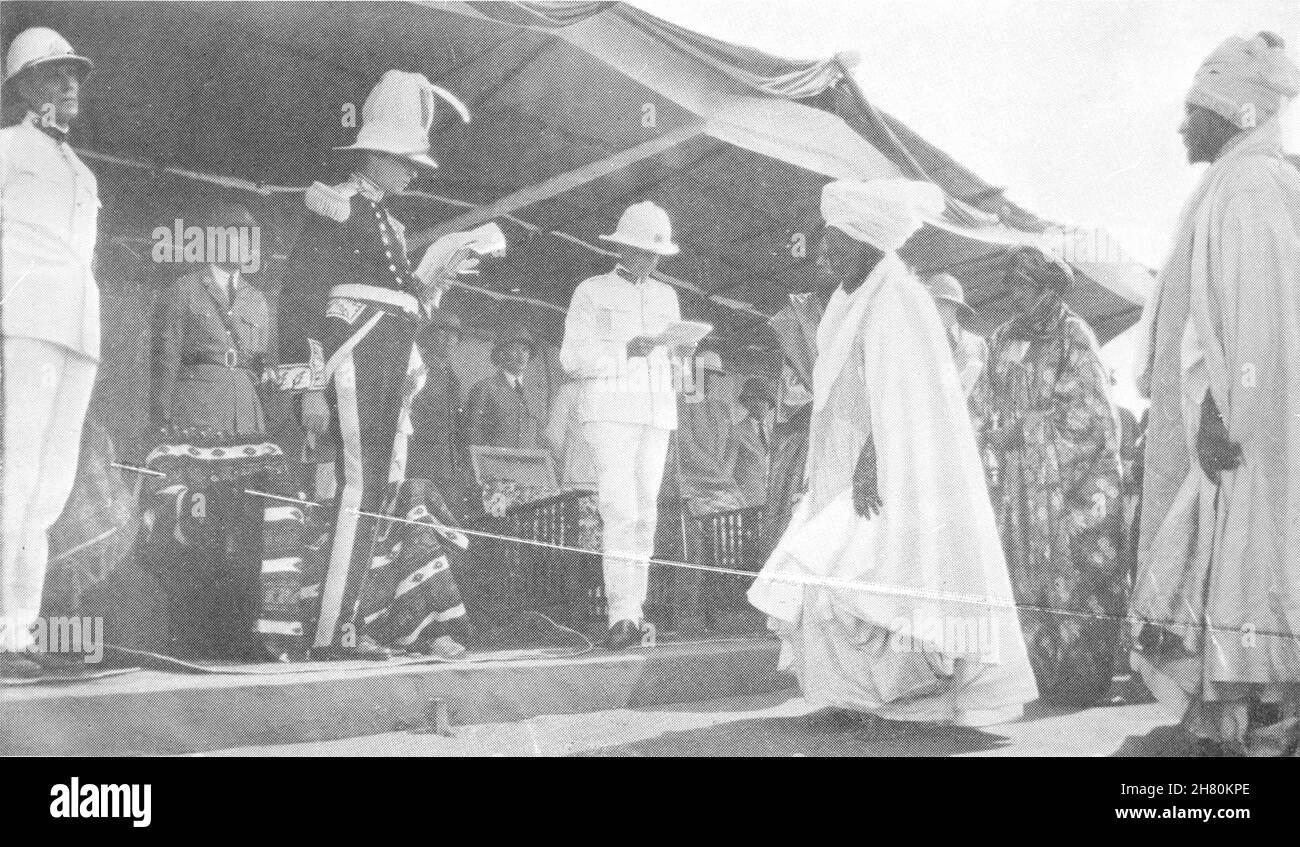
[3,27,92,88]
[600,201,679,256]
[491,328,534,361]
[924,273,977,327]
[335,70,470,170]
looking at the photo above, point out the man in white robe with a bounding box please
[1131,32,1300,756]
[748,179,1038,727]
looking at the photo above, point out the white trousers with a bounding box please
[583,421,671,625]
[1,337,96,651]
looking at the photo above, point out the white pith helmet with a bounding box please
[600,201,680,256]
[3,27,93,87]
[335,70,471,170]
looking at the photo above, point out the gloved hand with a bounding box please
[453,257,480,277]
[1196,392,1242,483]
[853,435,882,518]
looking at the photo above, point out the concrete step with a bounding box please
[0,638,790,756]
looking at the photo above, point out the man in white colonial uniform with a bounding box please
[560,202,695,650]
[1,28,100,675]
[923,272,986,397]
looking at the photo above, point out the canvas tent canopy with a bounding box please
[4,0,1149,350]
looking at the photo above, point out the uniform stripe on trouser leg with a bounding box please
[313,315,416,649]
[314,353,365,648]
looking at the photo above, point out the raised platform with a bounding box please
[0,637,790,756]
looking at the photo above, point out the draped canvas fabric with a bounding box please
[1131,117,1300,724]
[749,254,1038,724]
[462,3,999,219]
[462,1,846,100]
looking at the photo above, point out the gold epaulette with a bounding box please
[304,179,359,222]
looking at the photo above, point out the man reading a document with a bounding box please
[560,201,701,650]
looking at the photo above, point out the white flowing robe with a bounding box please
[1131,118,1300,713]
[749,254,1038,726]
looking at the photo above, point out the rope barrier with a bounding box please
[105,460,1300,642]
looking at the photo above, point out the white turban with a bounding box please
[820,178,945,253]
[1186,32,1300,129]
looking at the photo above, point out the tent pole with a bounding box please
[74,143,773,322]
[406,121,709,251]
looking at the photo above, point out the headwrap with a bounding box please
[820,178,945,253]
[1005,247,1074,296]
[1186,32,1300,129]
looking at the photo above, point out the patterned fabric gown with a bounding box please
[139,427,306,660]
[356,477,469,650]
[971,303,1127,706]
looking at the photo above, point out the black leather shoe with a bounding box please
[604,619,642,651]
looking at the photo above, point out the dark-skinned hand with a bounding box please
[985,421,1023,453]
[1196,391,1242,483]
[853,435,882,518]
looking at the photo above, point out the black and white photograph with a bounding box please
[1,0,1298,797]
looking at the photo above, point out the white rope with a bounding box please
[108,460,1218,632]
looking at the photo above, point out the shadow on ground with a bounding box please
[573,709,1014,756]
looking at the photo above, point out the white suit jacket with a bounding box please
[1,116,100,359]
[559,268,681,431]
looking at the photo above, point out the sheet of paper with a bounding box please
[415,222,507,286]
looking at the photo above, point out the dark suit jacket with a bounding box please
[465,370,541,451]
[730,415,772,508]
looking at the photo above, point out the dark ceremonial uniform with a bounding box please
[276,177,428,651]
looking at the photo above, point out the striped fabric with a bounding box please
[138,428,296,659]
[257,475,309,658]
